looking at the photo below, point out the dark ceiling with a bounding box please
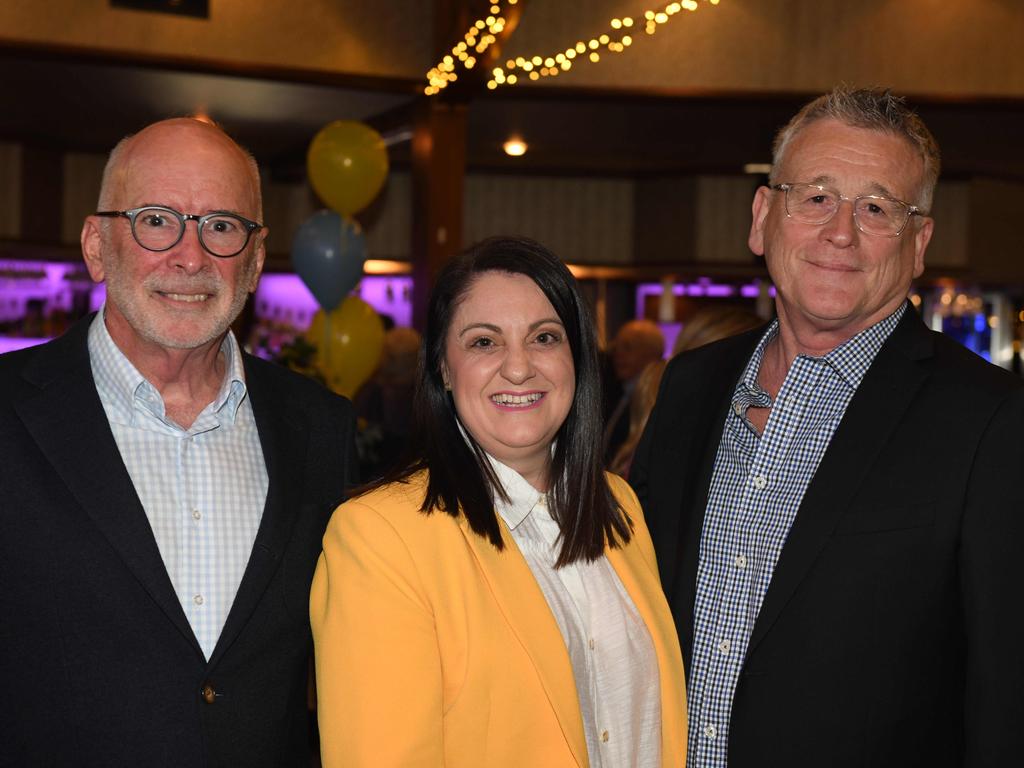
[2,47,1024,183]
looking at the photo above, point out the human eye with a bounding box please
[139,210,172,228]
[534,330,563,345]
[206,215,241,234]
[469,335,496,349]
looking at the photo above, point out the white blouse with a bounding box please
[488,456,662,768]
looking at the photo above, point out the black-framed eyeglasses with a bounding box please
[771,183,924,237]
[95,205,263,258]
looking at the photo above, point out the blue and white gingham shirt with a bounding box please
[88,309,268,660]
[686,304,906,767]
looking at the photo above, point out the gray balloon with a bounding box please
[291,210,367,311]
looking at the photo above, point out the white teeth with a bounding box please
[492,392,543,406]
[163,293,210,302]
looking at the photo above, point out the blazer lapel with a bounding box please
[606,533,687,767]
[671,329,764,664]
[15,321,201,656]
[459,518,589,767]
[747,310,933,652]
[208,357,308,668]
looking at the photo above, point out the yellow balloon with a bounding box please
[306,297,385,399]
[307,121,389,216]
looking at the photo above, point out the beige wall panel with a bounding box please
[0,0,431,79]
[922,181,968,270]
[463,174,634,264]
[0,144,22,239]
[62,153,107,244]
[510,0,1024,97]
[695,175,760,263]
[634,176,698,264]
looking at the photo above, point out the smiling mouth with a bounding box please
[158,292,212,303]
[491,392,544,407]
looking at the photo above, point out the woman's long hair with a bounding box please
[365,235,631,566]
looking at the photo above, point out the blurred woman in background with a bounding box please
[311,236,686,767]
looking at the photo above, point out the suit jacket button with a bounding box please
[201,684,216,704]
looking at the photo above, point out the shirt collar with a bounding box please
[737,301,907,401]
[485,454,546,531]
[88,305,248,427]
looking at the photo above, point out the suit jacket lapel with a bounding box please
[208,356,308,668]
[14,320,201,656]
[747,310,933,652]
[459,518,589,767]
[672,329,765,664]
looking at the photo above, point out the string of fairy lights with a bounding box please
[424,0,722,96]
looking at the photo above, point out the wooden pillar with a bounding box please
[410,96,467,330]
[20,145,63,243]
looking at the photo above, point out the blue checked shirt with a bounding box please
[686,304,906,767]
[88,309,268,660]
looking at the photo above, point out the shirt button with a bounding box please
[601,730,609,742]
[752,474,767,490]
[588,638,595,650]
[734,554,747,569]
[703,724,717,740]
[718,639,731,654]
[732,402,743,415]
[192,509,202,521]
[193,594,204,606]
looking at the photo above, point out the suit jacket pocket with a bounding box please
[833,500,936,535]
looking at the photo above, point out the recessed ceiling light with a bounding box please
[503,138,527,157]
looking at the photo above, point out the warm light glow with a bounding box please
[363,259,412,275]
[503,138,528,157]
[425,1,723,94]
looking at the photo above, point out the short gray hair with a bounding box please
[770,86,941,213]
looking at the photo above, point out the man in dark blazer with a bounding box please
[632,87,1024,767]
[0,119,356,767]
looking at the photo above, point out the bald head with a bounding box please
[612,319,665,382]
[98,118,262,220]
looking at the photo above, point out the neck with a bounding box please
[104,313,228,429]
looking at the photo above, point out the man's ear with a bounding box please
[748,185,773,257]
[81,216,106,283]
[248,227,268,293]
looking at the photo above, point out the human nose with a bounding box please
[500,343,535,384]
[168,220,210,274]
[820,197,858,247]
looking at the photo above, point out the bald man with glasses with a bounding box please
[0,119,357,767]
[633,87,1024,767]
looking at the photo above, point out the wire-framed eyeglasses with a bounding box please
[95,205,263,258]
[771,182,924,237]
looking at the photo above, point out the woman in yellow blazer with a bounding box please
[312,236,686,767]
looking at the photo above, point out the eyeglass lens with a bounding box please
[785,184,910,236]
[132,207,251,256]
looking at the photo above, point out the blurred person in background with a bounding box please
[353,325,422,480]
[312,236,686,767]
[604,318,665,464]
[608,359,666,480]
[671,305,764,358]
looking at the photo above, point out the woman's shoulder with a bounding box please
[331,470,461,538]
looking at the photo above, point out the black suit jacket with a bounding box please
[0,316,357,768]
[631,307,1024,767]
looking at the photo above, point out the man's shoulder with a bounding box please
[924,327,1024,397]
[242,352,352,414]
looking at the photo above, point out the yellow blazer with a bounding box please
[311,471,686,767]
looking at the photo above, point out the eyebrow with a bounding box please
[457,317,564,338]
[807,175,899,199]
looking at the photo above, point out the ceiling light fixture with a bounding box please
[503,138,528,157]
